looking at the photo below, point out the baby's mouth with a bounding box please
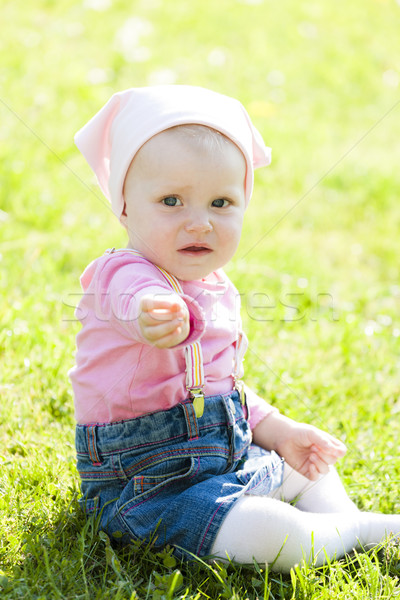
[178,244,212,255]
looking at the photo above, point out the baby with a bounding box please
[70,85,400,571]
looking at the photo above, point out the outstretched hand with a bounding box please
[138,294,190,348]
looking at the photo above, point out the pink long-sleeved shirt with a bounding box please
[69,250,275,427]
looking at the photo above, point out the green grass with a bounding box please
[1,0,400,597]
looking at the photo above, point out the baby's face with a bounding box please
[121,128,246,281]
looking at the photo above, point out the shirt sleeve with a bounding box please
[244,383,279,430]
[95,255,206,345]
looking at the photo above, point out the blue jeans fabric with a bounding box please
[75,390,284,560]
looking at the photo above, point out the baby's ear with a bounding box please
[119,203,128,228]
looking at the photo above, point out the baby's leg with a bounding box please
[211,467,400,571]
[270,463,359,513]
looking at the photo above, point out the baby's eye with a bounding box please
[212,198,229,208]
[162,196,182,207]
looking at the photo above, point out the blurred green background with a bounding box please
[1,0,400,596]
[2,0,399,434]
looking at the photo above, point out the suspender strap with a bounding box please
[233,330,248,381]
[184,341,204,390]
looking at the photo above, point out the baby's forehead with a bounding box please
[133,124,244,165]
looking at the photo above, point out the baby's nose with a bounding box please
[184,212,213,233]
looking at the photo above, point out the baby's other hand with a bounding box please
[276,422,347,481]
[139,294,190,348]
[252,413,347,482]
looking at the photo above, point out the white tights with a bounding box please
[210,464,400,572]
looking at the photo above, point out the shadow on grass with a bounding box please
[0,494,288,600]
[3,497,400,600]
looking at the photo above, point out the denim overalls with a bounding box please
[75,252,284,559]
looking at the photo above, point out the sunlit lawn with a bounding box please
[1,0,400,597]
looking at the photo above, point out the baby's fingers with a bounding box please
[140,295,184,317]
[140,308,184,325]
[138,294,189,347]
[326,436,347,456]
[309,437,347,464]
[309,429,347,458]
[142,319,181,344]
[295,458,321,481]
[310,445,342,466]
[308,451,331,475]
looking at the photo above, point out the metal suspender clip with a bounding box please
[189,388,205,418]
[234,379,246,406]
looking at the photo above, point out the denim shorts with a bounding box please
[75,390,284,560]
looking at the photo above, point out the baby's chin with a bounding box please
[171,269,213,282]
[170,257,230,281]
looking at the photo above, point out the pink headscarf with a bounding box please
[75,85,271,219]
